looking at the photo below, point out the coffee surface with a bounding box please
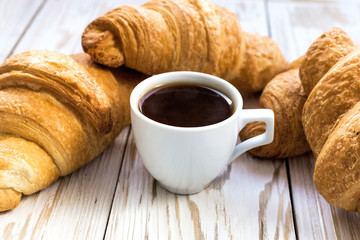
[139,85,233,127]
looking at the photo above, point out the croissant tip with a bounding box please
[82,32,101,52]
[0,189,22,212]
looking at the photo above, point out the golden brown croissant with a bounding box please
[81,0,288,92]
[301,28,358,158]
[299,27,355,96]
[0,50,146,211]
[239,61,309,158]
[300,27,360,212]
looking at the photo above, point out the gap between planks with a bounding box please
[4,0,47,59]
[285,159,299,240]
[264,1,299,238]
[103,126,133,239]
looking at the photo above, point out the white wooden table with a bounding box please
[1,0,360,239]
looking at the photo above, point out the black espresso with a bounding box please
[139,85,233,127]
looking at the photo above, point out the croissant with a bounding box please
[299,27,355,96]
[0,50,146,211]
[81,0,288,92]
[239,59,310,158]
[300,27,360,212]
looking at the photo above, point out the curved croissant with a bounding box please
[81,0,288,92]
[0,50,146,211]
[240,60,309,158]
[300,27,360,212]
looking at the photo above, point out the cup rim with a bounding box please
[130,71,243,132]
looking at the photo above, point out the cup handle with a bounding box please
[229,109,274,163]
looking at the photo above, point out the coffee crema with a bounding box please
[139,84,233,127]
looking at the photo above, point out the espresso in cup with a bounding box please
[139,84,234,127]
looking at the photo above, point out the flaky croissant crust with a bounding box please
[82,0,245,76]
[240,68,309,159]
[82,0,288,92]
[0,50,146,211]
[300,27,360,212]
[0,50,113,133]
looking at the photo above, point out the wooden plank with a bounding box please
[268,1,360,239]
[268,1,360,62]
[106,132,295,239]
[288,154,336,239]
[106,1,295,239]
[212,0,269,35]
[0,0,44,61]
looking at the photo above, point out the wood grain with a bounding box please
[268,1,360,62]
[0,0,44,61]
[105,132,295,239]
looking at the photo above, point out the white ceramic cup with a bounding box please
[130,71,274,194]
